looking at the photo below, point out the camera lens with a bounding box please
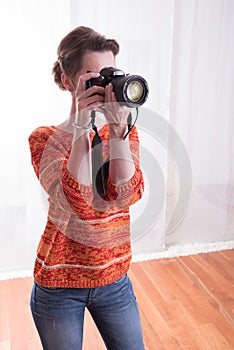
[108,72,149,107]
[126,81,144,103]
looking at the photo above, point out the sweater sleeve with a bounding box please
[28,126,94,218]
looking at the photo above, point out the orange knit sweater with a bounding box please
[28,124,144,288]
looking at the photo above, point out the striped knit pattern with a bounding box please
[28,124,144,288]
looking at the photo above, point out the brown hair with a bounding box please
[52,26,120,90]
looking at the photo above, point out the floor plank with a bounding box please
[0,249,233,349]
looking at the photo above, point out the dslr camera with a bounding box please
[86,67,149,108]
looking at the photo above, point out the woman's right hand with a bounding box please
[72,72,105,126]
[68,72,104,184]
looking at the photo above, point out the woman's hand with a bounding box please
[102,83,135,184]
[103,83,132,138]
[72,72,105,126]
[68,72,105,184]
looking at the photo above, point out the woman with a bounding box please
[29,26,145,350]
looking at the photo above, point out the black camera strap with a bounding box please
[91,110,108,196]
[123,107,139,140]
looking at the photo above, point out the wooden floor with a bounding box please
[0,249,233,350]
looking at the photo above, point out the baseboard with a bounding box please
[0,240,233,281]
[132,240,234,262]
[0,268,33,281]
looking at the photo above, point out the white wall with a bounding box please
[0,1,71,273]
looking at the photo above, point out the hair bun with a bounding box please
[52,60,66,90]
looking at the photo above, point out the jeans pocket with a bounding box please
[114,273,127,284]
[32,283,67,319]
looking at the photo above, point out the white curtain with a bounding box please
[0,0,233,274]
[165,0,234,246]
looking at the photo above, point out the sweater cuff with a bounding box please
[107,168,142,201]
[62,160,93,194]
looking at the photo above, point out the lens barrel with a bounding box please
[112,75,149,107]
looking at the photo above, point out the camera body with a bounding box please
[86,67,149,107]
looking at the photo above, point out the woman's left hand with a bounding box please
[102,84,131,136]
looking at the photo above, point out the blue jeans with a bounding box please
[30,274,145,350]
